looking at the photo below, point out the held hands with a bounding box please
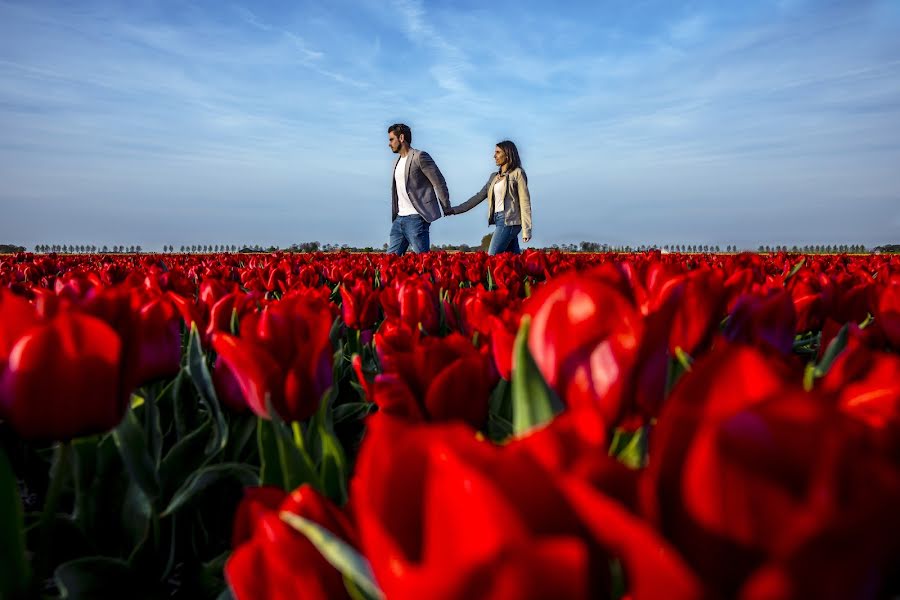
[445,206,457,216]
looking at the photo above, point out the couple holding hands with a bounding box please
[387,123,532,256]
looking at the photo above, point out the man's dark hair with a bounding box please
[388,123,412,144]
[497,140,522,173]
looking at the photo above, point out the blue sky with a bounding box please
[1,0,899,250]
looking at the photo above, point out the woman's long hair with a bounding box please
[497,140,523,175]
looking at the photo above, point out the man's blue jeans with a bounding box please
[388,214,430,255]
[488,211,521,255]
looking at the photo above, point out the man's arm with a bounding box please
[417,151,451,213]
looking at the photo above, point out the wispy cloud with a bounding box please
[390,0,472,95]
[668,14,708,43]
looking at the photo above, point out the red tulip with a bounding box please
[789,276,827,333]
[122,296,183,390]
[373,318,418,372]
[0,312,124,440]
[724,290,796,354]
[231,486,288,548]
[0,291,39,372]
[524,274,643,427]
[382,279,440,335]
[340,279,380,330]
[822,339,900,461]
[830,276,871,325]
[488,314,518,381]
[212,298,333,421]
[667,269,726,356]
[226,484,355,600]
[352,415,701,600]
[872,281,900,348]
[205,291,259,339]
[641,343,900,598]
[360,332,496,428]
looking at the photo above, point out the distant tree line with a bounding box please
[539,243,873,254]
[24,242,881,255]
[756,244,868,254]
[176,245,240,253]
[33,245,143,254]
[546,243,728,253]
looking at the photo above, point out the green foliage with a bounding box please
[511,317,563,437]
[0,446,30,599]
[280,513,384,600]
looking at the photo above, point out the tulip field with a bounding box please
[1,248,899,599]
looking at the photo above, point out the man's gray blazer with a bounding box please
[391,148,451,223]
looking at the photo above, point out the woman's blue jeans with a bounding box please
[488,211,521,255]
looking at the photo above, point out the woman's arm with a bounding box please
[516,170,532,241]
[449,174,492,214]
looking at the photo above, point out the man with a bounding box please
[387,123,452,254]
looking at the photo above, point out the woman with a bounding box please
[448,140,532,255]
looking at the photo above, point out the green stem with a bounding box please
[32,441,73,593]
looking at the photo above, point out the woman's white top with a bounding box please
[493,176,507,213]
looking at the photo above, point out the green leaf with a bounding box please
[228,415,259,463]
[329,315,343,351]
[673,346,693,371]
[488,379,513,442]
[269,410,322,492]
[159,418,214,500]
[783,257,806,285]
[55,557,150,600]
[113,408,160,504]
[186,323,229,454]
[71,435,121,546]
[161,463,258,517]
[489,378,510,417]
[121,481,153,559]
[609,559,626,600]
[257,416,286,488]
[814,323,850,378]
[218,588,237,600]
[192,550,231,599]
[345,575,382,600]
[280,512,384,600]
[171,370,192,440]
[333,402,374,424]
[0,446,30,598]
[665,347,694,395]
[23,513,92,572]
[511,316,562,436]
[610,427,647,469]
[143,387,163,469]
[803,363,816,392]
[230,307,240,336]
[487,411,514,443]
[320,434,348,504]
[71,437,98,531]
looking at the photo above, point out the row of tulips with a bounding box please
[1,249,899,599]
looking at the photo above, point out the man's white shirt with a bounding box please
[395,155,419,216]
